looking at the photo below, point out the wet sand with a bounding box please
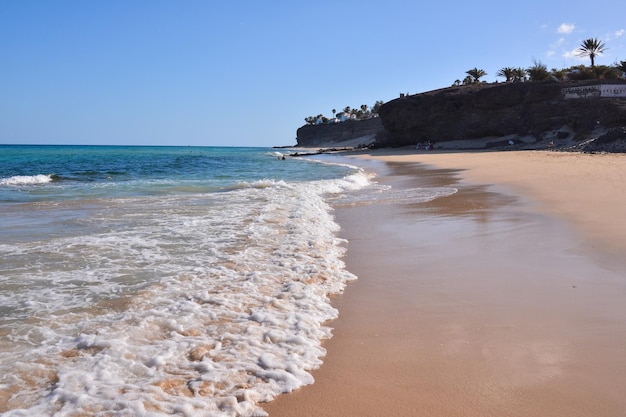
[263,149,626,417]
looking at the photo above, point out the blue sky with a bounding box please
[1,1,625,147]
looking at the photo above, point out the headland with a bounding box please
[291,80,626,153]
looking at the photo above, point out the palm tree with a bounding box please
[551,68,568,81]
[512,67,527,82]
[527,60,551,81]
[466,67,487,83]
[496,67,516,82]
[576,38,607,67]
[372,100,384,114]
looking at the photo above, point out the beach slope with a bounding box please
[264,149,626,417]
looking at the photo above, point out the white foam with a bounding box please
[0,174,54,186]
[0,170,371,416]
[333,185,458,206]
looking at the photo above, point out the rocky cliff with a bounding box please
[295,117,383,147]
[377,80,626,147]
[295,80,626,149]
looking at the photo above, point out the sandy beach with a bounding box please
[263,149,626,417]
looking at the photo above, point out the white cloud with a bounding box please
[615,29,625,38]
[562,49,585,61]
[557,23,575,34]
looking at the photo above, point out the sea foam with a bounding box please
[0,174,54,186]
[0,170,367,417]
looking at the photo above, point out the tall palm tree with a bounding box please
[576,38,607,67]
[466,67,487,83]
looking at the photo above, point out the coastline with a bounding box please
[355,148,626,257]
[263,149,626,416]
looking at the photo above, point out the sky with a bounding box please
[1,1,625,147]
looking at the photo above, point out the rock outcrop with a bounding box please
[560,126,626,153]
[295,117,383,147]
[377,80,626,148]
[294,80,626,150]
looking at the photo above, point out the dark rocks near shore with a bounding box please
[559,126,626,153]
[295,80,626,152]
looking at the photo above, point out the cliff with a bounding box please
[295,80,626,149]
[295,117,383,147]
[377,80,626,147]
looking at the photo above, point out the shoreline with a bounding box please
[352,148,626,258]
[263,149,626,416]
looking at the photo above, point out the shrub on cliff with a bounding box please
[527,60,551,81]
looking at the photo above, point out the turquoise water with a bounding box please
[0,145,351,202]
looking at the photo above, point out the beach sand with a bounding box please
[263,149,626,417]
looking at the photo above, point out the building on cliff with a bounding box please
[563,84,626,99]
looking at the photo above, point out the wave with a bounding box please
[0,174,56,186]
[267,151,286,158]
[0,164,368,416]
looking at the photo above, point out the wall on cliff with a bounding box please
[377,80,626,147]
[296,116,384,147]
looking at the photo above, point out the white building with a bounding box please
[562,84,626,99]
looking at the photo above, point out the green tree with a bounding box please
[576,38,607,67]
[496,67,515,82]
[527,60,551,81]
[551,68,568,81]
[466,67,487,83]
[592,65,620,79]
[371,100,384,114]
[567,65,595,80]
[512,67,527,82]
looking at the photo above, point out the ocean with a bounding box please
[0,145,456,416]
